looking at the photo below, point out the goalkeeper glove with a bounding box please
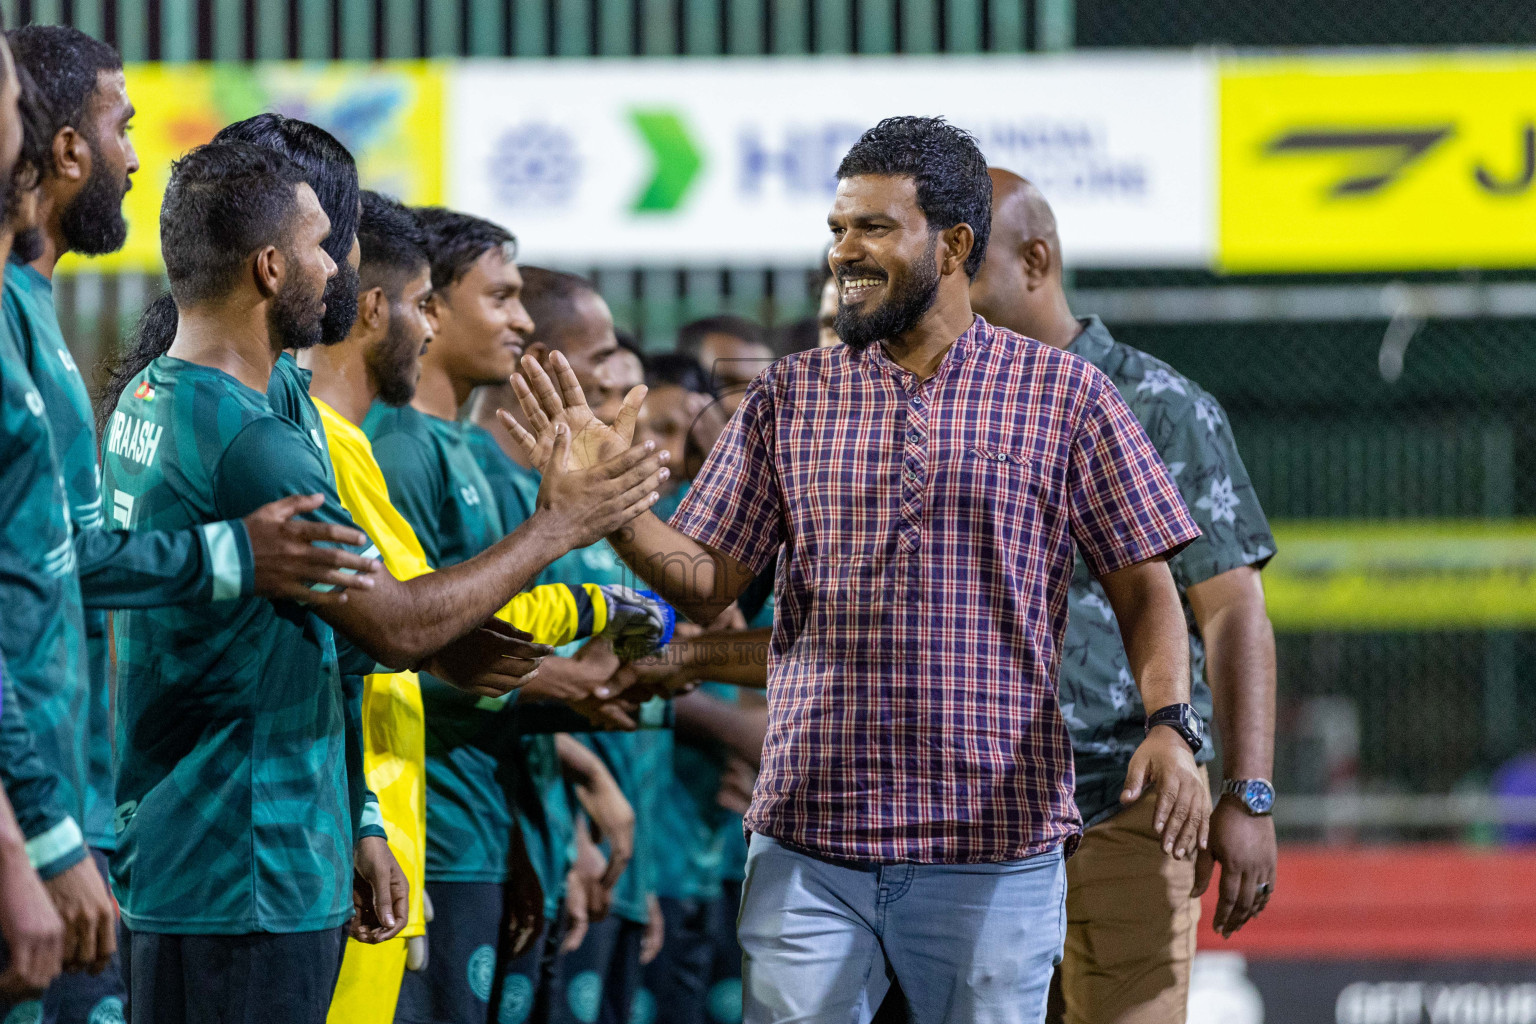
[595,585,676,661]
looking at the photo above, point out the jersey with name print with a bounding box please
[5,263,247,850]
[102,356,378,933]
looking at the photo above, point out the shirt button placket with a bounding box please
[898,391,927,552]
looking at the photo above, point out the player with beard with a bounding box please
[0,26,67,1004]
[4,50,397,1024]
[373,217,667,1024]
[504,116,1211,1024]
[100,146,667,1023]
[103,112,360,434]
[307,197,669,1024]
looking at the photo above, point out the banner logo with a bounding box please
[630,109,704,213]
[1265,127,1452,197]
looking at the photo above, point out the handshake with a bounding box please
[470,585,697,733]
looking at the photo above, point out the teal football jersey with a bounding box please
[266,352,334,476]
[0,316,89,879]
[463,424,577,918]
[261,350,383,846]
[365,404,529,886]
[101,356,377,934]
[4,264,251,850]
[470,428,668,926]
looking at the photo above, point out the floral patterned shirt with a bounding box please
[1062,316,1276,827]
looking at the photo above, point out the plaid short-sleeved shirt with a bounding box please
[670,315,1200,864]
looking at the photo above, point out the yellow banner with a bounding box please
[1265,520,1536,630]
[58,61,445,275]
[1220,54,1536,273]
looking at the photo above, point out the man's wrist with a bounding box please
[667,639,703,681]
[521,508,577,558]
[1145,702,1205,755]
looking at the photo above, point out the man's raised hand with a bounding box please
[500,351,645,472]
[529,422,669,550]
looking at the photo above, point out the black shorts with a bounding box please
[635,898,715,1024]
[125,925,345,1024]
[394,881,550,1024]
[705,881,745,1023]
[545,914,643,1024]
[0,848,129,1024]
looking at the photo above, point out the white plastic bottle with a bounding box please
[1187,951,1265,1024]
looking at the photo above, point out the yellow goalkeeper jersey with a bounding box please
[314,398,609,941]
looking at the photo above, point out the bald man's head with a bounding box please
[969,167,1073,343]
[990,168,1061,267]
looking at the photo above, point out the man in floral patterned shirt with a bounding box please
[971,169,1279,1024]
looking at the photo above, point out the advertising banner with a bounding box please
[1220,53,1536,273]
[446,55,1215,267]
[59,61,445,274]
[1190,955,1536,1024]
[1264,519,1536,630]
[60,52,1536,276]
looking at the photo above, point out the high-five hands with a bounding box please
[500,351,643,472]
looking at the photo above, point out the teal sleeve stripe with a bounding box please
[233,519,255,597]
[359,799,384,834]
[202,521,244,602]
[568,583,595,638]
[26,816,84,876]
[309,544,381,594]
[474,690,520,712]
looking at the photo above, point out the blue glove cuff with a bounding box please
[638,589,676,649]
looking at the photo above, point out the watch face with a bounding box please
[1243,780,1275,814]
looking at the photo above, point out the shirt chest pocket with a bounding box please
[931,443,1062,549]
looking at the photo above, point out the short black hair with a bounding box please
[159,142,307,306]
[7,25,121,153]
[676,315,766,358]
[214,114,358,267]
[520,266,596,351]
[645,351,714,396]
[836,115,992,279]
[413,207,517,291]
[357,190,427,298]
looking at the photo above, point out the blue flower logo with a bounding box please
[489,123,582,209]
[567,969,603,1023]
[89,998,126,1024]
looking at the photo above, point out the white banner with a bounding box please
[448,55,1214,267]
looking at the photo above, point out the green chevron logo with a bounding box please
[630,109,704,213]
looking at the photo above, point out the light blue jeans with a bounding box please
[738,835,1067,1024]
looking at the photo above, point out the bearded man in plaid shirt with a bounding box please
[502,116,1212,1024]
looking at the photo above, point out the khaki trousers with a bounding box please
[1045,769,1208,1024]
